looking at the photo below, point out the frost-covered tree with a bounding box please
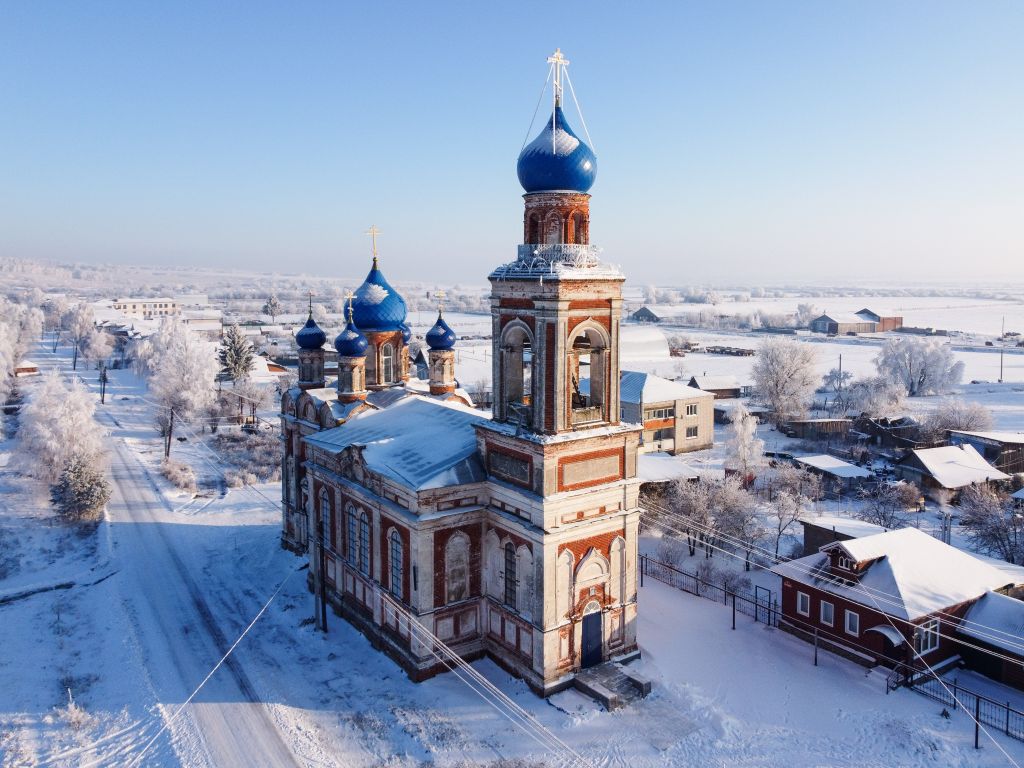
[875,337,964,397]
[794,303,820,328]
[262,294,283,323]
[83,329,113,369]
[63,303,95,371]
[821,367,853,414]
[147,319,219,457]
[847,375,906,417]
[50,455,111,523]
[959,485,1023,563]
[855,482,921,529]
[725,402,764,482]
[219,324,255,385]
[18,372,105,483]
[752,338,818,424]
[920,398,994,443]
[768,465,822,558]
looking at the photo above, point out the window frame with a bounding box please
[685,425,699,439]
[686,403,698,417]
[916,618,940,655]
[820,600,834,627]
[358,511,370,577]
[845,609,860,637]
[319,490,331,548]
[381,343,395,383]
[796,591,810,617]
[837,555,854,570]
[503,542,517,609]
[389,530,404,600]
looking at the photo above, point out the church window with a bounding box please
[319,490,332,549]
[527,213,541,244]
[358,511,371,577]
[346,504,358,564]
[544,213,562,244]
[445,532,470,603]
[381,343,395,383]
[504,542,517,608]
[389,530,404,599]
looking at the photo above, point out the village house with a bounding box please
[808,312,877,335]
[629,306,661,323]
[617,370,713,455]
[782,418,851,441]
[773,528,1014,670]
[895,444,1010,500]
[854,308,904,332]
[687,374,741,400]
[110,297,179,319]
[799,514,887,557]
[793,455,872,498]
[947,430,1024,475]
[957,590,1024,690]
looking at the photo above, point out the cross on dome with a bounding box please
[547,48,569,106]
[366,225,381,267]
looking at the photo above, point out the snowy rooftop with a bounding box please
[907,444,1010,488]
[960,591,1024,655]
[1014,487,1024,502]
[799,514,888,538]
[794,455,872,479]
[816,312,874,325]
[304,396,488,491]
[620,370,712,405]
[689,375,741,391]
[619,326,671,362]
[637,453,700,483]
[949,430,1024,445]
[773,527,1012,620]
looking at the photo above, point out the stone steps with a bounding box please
[572,661,652,711]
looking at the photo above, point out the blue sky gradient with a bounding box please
[1,1,1021,284]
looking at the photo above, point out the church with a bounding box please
[279,51,643,696]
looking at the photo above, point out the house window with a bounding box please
[916,618,940,655]
[358,512,370,577]
[837,555,853,570]
[389,530,404,599]
[504,542,517,608]
[796,591,810,617]
[653,428,673,441]
[686,403,698,416]
[820,600,834,627]
[845,609,860,637]
[685,426,699,439]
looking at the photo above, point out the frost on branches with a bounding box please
[751,338,818,424]
[919,397,994,443]
[874,337,965,397]
[219,323,256,385]
[144,319,219,457]
[262,294,283,323]
[725,401,764,482]
[959,485,1022,564]
[51,455,111,524]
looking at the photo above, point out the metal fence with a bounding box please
[902,669,1024,743]
[639,554,778,627]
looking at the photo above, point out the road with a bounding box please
[105,432,299,767]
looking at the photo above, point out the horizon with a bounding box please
[2,2,1022,284]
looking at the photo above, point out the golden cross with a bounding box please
[345,290,355,322]
[547,48,570,104]
[366,225,381,260]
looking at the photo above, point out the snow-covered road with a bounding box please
[105,433,299,767]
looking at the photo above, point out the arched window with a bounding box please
[319,490,331,548]
[346,504,358,564]
[381,343,395,384]
[569,326,608,425]
[501,325,532,424]
[389,530,404,599]
[503,542,517,608]
[283,458,293,505]
[527,213,541,244]
[571,211,587,244]
[544,213,562,245]
[516,546,534,621]
[445,532,470,603]
[358,511,371,577]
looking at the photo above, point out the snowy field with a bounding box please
[2,341,1024,766]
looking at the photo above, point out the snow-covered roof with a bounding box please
[960,591,1024,655]
[637,453,700,483]
[15,360,37,370]
[949,430,1024,445]
[794,455,872,479]
[619,325,671,362]
[620,370,712,405]
[907,444,1010,488]
[713,399,769,414]
[815,312,874,325]
[690,375,741,391]
[304,396,488,491]
[1013,488,1024,502]
[800,514,888,539]
[773,528,1012,620]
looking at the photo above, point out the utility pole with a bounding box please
[99,365,108,404]
[1000,315,1005,383]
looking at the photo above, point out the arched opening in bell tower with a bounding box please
[500,324,533,425]
[569,325,608,425]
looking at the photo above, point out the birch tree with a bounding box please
[262,294,283,323]
[725,401,764,483]
[875,337,965,396]
[64,304,95,371]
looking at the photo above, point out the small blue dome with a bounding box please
[334,319,368,358]
[295,314,327,350]
[425,312,456,351]
[399,322,412,344]
[351,259,407,332]
[517,105,597,194]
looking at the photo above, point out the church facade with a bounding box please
[280,52,643,695]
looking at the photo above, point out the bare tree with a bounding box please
[767,465,822,558]
[875,337,965,397]
[770,490,806,559]
[919,398,994,443]
[848,375,906,417]
[752,338,818,424]
[959,485,1023,563]
[855,482,920,528]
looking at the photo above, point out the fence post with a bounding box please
[732,593,736,630]
[640,554,644,588]
[1007,702,1011,737]
[814,628,819,667]
[953,683,957,711]
[975,696,981,749]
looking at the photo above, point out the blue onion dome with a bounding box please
[334,317,368,358]
[425,312,456,351]
[517,105,597,193]
[295,313,327,350]
[399,321,412,344]
[351,257,408,331]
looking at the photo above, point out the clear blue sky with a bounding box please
[2,1,1021,286]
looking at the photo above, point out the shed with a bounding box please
[957,591,1024,689]
[783,418,851,441]
[808,313,877,335]
[896,444,1010,498]
[688,375,741,399]
[948,430,1024,475]
[14,360,39,377]
[794,454,872,497]
[630,306,661,323]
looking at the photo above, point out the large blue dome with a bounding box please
[425,313,456,351]
[295,313,327,350]
[351,258,407,332]
[334,318,368,358]
[517,105,597,194]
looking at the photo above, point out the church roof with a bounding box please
[351,258,408,332]
[304,396,488,491]
[425,312,456,350]
[294,313,327,350]
[517,105,597,194]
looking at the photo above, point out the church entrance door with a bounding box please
[581,602,603,669]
